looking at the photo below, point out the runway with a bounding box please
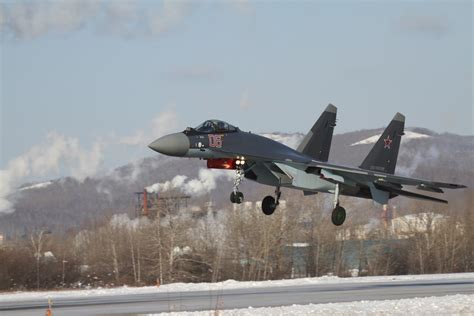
[1,276,473,315]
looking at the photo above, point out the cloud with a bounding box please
[183,169,229,196]
[0,132,104,214]
[397,146,440,176]
[120,110,180,146]
[0,0,194,40]
[146,0,192,36]
[101,1,139,37]
[146,175,188,193]
[399,15,449,38]
[228,0,255,17]
[1,0,99,39]
[146,169,233,197]
[110,213,147,231]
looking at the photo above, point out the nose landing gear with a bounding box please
[230,167,245,204]
[230,191,244,204]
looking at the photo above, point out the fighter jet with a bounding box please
[148,105,466,226]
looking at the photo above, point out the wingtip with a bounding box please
[326,103,337,113]
[393,112,405,122]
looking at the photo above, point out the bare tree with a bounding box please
[30,230,52,290]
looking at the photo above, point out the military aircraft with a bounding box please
[148,105,466,226]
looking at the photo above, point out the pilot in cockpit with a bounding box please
[193,120,238,133]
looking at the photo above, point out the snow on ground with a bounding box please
[351,131,430,146]
[151,294,474,316]
[1,273,473,303]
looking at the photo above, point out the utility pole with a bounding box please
[62,260,68,286]
[30,230,51,290]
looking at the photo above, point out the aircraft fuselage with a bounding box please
[149,127,337,195]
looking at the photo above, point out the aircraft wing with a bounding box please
[302,161,466,204]
[306,162,466,190]
[209,146,465,190]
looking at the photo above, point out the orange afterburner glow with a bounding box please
[207,158,237,169]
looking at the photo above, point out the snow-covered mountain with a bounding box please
[1,128,472,236]
[350,131,431,146]
[18,181,53,191]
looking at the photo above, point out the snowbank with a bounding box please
[1,273,473,303]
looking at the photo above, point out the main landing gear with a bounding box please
[230,167,345,225]
[230,167,244,204]
[331,183,346,226]
[261,186,281,215]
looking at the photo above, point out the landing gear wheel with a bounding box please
[262,195,277,215]
[331,205,346,226]
[236,192,243,204]
[230,191,244,204]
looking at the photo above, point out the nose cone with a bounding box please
[148,133,190,156]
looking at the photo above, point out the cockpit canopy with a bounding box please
[193,120,239,133]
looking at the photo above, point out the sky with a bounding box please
[0,1,472,186]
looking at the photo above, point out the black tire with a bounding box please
[236,192,244,204]
[262,196,276,215]
[331,205,346,226]
[230,192,244,204]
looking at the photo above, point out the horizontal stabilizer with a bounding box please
[373,173,466,190]
[417,184,444,193]
[376,183,448,204]
[430,183,467,189]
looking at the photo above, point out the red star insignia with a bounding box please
[383,135,393,149]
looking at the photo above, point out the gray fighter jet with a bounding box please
[149,105,466,226]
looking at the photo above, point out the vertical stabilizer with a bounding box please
[359,112,405,174]
[297,104,337,162]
